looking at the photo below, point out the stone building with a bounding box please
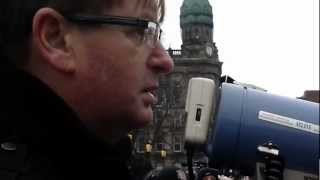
[298,90,320,103]
[133,0,222,168]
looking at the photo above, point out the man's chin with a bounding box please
[130,108,154,129]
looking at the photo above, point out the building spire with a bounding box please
[180,0,216,59]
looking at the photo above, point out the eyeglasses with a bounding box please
[63,14,162,48]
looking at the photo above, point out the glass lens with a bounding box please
[146,22,161,47]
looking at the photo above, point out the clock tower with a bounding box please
[134,0,223,168]
[180,0,218,59]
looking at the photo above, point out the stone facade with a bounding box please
[298,90,320,103]
[133,0,222,168]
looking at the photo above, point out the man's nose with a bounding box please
[147,43,174,74]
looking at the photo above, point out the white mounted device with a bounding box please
[184,78,216,146]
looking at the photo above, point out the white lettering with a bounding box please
[259,111,319,135]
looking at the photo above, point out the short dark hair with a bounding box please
[0,0,165,66]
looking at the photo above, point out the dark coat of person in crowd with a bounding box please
[144,166,187,180]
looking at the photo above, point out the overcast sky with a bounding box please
[162,0,319,98]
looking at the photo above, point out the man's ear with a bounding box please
[32,8,76,73]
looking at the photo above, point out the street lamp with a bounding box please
[160,150,166,158]
[127,133,133,141]
[160,149,166,167]
[145,141,152,164]
[145,142,152,153]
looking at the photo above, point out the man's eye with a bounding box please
[125,28,145,42]
[135,29,145,37]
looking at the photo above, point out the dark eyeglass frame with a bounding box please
[63,14,162,47]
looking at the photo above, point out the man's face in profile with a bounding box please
[67,0,173,134]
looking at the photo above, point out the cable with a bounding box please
[186,146,195,180]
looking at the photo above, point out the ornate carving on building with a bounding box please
[133,0,223,168]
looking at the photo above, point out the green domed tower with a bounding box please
[180,0,217,59]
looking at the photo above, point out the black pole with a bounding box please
[187,147,195,180]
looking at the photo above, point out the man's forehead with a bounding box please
[111,0,161,21]
[110,0,158,10]
[138,0,160,20]
[138,0,158,10]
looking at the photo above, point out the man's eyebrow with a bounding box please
[137,0,159,22]
[141,12,158,22]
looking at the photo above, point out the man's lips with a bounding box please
[143,86,159,105]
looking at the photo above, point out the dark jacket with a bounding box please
[0,63,134,180]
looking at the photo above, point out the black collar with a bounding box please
[0,63,133,165]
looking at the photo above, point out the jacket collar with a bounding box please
[0,63,133,163]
